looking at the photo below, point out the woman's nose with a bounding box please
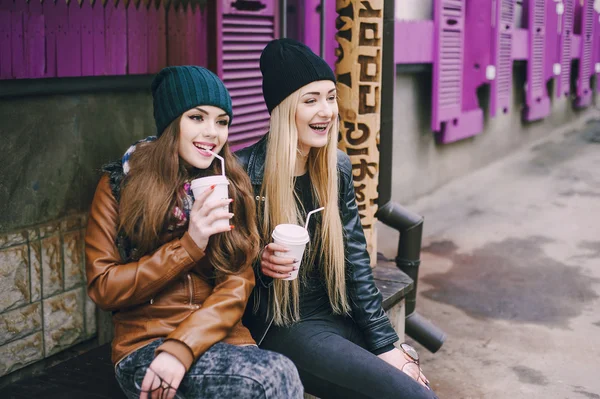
[318,102,334,118]
[202,123,217,138]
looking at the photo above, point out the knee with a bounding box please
[254,351,303,398]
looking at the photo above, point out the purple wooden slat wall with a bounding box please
[25,0,45,78]
[174,5,186,66]
[195,5,207,67]
[147,3,159,73]
[185,4,196,66]
[432,0,465,143]
[574,0,594,107]
[69,1,82,76]
[128,1,148,74]
[523,0,550,121]
[147,2,167,73]
[81,0,94,76]
[0,0,11,79]
[167,3,178,66]
[1,0,211,81]
[43,0,57,77]
[92,0,105,75]
[55,0,68,77]
[558,0,574,98]
[11,0,25,79]
[105,0,127,76]
[490,0,515,116]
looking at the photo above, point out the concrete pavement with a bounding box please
[378,119,600,398]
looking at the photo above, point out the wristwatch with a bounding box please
[399,342,419,363]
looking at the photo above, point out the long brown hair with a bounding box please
[119,117,260,274]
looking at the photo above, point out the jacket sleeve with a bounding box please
[155,262,256,370]
[338,151,399,352]
[85,175,205,311]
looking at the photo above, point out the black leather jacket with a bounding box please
[235,135,399,353]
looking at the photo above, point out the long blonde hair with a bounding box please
[259,90,350,325]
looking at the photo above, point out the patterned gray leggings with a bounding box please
[115,338,304,399]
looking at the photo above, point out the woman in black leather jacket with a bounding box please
[236,39,437,399]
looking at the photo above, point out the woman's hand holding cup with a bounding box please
[188,185,234,251]
[261,243,298,279]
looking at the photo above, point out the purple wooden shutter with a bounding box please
[544,0,559,86]
[216,0,277,151]
[558,0,574,97]
[491,0,515,116]
[439,0,487,143]
[523,0,550,121]
[574,0,594,107]
[432,0,465,140]
[596,4,600,92]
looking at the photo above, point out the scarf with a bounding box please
[122,136,194,229]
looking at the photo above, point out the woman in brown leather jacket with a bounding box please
[85,66,302,399]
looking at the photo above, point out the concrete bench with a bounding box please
[0,256,413,399]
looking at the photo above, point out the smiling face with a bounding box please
[178,105,230,170]
[295,80,338,154]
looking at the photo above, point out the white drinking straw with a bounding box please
[207,150,226,176]
[304,207,325,230]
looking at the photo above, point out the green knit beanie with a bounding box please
[151,66,233,136]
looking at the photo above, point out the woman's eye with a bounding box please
[305,99,316,104]
[190,115,203,121]
[218,120,229,126]
[328,95,336,101]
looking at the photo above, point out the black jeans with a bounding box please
[260,314,438,399]
[115,339,303,398]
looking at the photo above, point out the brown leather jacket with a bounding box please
[85,175,256,370]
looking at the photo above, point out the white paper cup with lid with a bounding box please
[271,224,310,281]
[190,175,230,230]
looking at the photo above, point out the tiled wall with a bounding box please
[0,213,95,377]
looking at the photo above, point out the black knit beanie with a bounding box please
[260,38,336,114]
[151,66,233,136]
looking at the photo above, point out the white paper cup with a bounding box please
[190,175,230,230]
[272,224,310,281]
